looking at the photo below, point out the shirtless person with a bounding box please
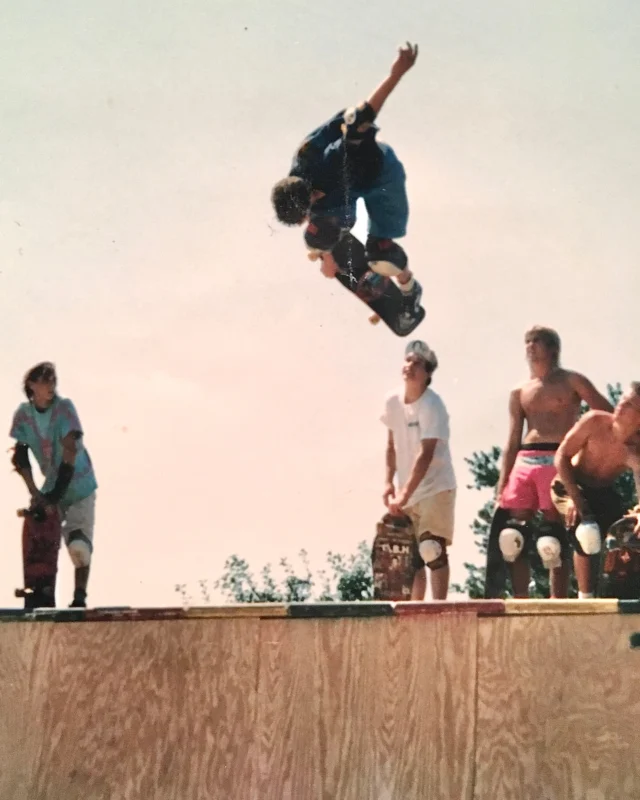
[551,383,640,598]
[495,326,612,598]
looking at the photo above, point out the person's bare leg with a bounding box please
[506,509,533,597]
[549,561,570,598]
[411,567,426,600]
[430,564,449,600]
[509,557,531,598]
[574,551,594,597]
[542,508,569,598]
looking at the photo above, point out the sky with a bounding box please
[1,0,639,608]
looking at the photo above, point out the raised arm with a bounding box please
[366,42,419,117]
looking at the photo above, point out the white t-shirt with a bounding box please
[381,385,456,505]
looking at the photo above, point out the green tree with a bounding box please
[176,541,374,605]
[451,382,636,598]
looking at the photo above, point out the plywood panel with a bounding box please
[371,614,477,800]
[253,618,376,800]
[475,615,640,800]
[0,623,55,800]
[254,614,477,800]
[29,619,260,800]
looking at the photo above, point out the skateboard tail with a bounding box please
[16,507,62,609]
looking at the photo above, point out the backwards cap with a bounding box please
[405,340,438,371]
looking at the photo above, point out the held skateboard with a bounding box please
[371,513,420,600]
[309,232,426,337]
[599,513,640,599]
[14,505,62,609]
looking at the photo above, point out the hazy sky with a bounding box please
[1,0,639,607]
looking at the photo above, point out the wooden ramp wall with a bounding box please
[1,600,640,800]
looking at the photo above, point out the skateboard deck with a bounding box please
[371,513,420,600]
[311,232,426,337]
[14,505,62,609]
[599,514,640,599]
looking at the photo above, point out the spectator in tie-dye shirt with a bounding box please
[9,362,98,608]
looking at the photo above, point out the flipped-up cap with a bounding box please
[405,340,438,370]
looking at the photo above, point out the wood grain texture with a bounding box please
[254,615,477,800]
[504,599,619,615]
[475,615,640,800]
[28,619,260,800]
[0,622,55,800]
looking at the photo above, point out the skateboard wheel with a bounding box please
[369,314,381,325]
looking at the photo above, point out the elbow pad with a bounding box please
[11,443,31,472]
[304,217,342,253]
[343,102,377,131]
[44,462,75,505]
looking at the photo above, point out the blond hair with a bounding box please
[525,326,561,365]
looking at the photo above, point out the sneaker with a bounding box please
[401,281,422,318]
[69,589,87,609]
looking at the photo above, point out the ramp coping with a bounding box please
[0,598,637,622]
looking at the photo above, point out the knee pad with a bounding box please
[499,527,525,563]
[67,530,92,568]
[536,536,562,570]
[418,537,448,570]
[574,521,602,556]
[366,238,408,276]
[304,217,341,253]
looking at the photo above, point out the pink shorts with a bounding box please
[500,450,557,512]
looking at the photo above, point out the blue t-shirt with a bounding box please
[289,106,384,212]
[10,396,98,508]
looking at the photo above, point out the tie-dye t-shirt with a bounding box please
[9,396,97,508]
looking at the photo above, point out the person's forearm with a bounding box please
[18,468,39,497]
[555,455,585,511]
[632,470,640,509]
[399,451,434,502]
[12,444,39,496]
[385,444,396,485]
[367,72,404,116]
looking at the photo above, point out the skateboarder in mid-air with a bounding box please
[271,42,422,322]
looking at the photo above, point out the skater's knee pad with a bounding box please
[67,530,93,568]
[499,527,525,563]
[536,535,563,570]
[342,102,377,136]
[418,537,448,570]
[366,238,408,275]
[574,521,602,556]
[304,217,341,253]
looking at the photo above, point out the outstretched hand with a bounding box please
[391,42,418,79]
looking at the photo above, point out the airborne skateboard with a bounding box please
[14,504,62,609]
[309,232,426,337]
[598,513,640,599]
[371,512,420,600]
